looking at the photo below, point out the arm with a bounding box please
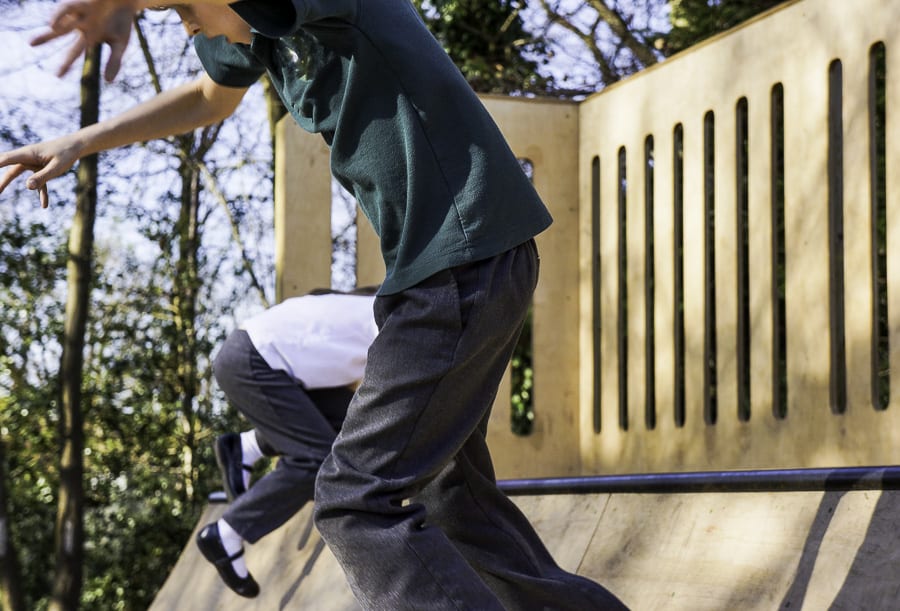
[0,74,248,208]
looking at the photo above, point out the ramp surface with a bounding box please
[151,490,900,610]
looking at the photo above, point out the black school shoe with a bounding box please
[215,432,250,502]
[196,523,260,598]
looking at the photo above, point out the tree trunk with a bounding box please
[0,439,24,611]
[172,160,202,501]
[50,44,100,611]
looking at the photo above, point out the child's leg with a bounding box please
[315,241,624,609]
[213,330,342,543]
[418,418,627,610]
[306,386,355,433]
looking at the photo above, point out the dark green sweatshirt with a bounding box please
[195,0,552,294]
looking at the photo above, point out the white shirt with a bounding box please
[241,293,378,389]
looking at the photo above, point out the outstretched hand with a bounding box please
[31,0,141,82]
[0,138,83,209]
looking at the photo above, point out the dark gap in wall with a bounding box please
[869,42,889,411]
[704,111,718,425]
[771,83,788,420]
[618,146,629,431]
[511,159,536,436]
[828,59,848,415]
[736,97,752,422]
[673,124,686,428]
[592,155,603,432]
[645,135,657,430]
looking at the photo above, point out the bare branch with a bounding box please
[133,15,271,309]
[586,0,659,68]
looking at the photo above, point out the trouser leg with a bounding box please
[213,330,346,543]
[315,241,625,610]
[306,386,355,433]
[253,385,353,456]
[419,417,628,610]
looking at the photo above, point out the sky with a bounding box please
[1,2,277,326]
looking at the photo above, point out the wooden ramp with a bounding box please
[151,483,900,610]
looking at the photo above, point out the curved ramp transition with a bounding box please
[151,487,900,609]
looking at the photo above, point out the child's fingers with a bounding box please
[28,159,62,191]
[56,35,89,78]
[0,164,52,208]
[30,4,82,46]
[0,165,27,194]
[30,28,69,47]
[104,43,126,82]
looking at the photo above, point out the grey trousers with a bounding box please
[213,330,352,543]
[314,241,627,610]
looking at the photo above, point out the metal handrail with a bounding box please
[206,465,900,503]
[497,465,900,496]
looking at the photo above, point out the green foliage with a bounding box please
[65,197,249,609]
[510,307,534,436]
[1,9,266,608]
[413,0,552,94]
[0,212,68,609]
[664,0,787,55]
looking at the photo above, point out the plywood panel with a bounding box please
[578,0,900,474]
[481,96,581,478]
[275,119,332,300]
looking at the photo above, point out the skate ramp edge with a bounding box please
[150,488,900,610]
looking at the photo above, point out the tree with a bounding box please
[663,0,787,55]
[0,210,69,610]
[0,438,24,611]
[526,1,787,96]
[414,0,552,95]
[64,14,272,608]
[49,44,101,611]
[529,0,666,94]
[2,4,273,606]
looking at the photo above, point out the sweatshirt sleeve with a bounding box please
[193,34,265,88]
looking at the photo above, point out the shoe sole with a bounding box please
[214,436,241,502]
